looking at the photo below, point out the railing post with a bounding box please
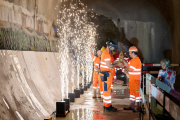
[149,80,151,120]
[149,102,151,120]
[163,91,166,118]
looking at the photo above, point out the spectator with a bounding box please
[157,59,176,89]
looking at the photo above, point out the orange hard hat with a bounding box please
[128,46,138,52]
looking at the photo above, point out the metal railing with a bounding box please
[142,63,179,75]
[140,74,180,120]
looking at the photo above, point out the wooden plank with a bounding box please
[146,74,151,95]
[165,96,180,120]
[151,85,163,105]
[151,85,163,114]
[44,116,52,120]
[143,100,150,119]
[146,74,180,120]
[141,89,153,119]
[149,71,158,74]
[169,89,180,100]
[171,64,179,67]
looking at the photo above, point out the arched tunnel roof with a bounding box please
[84,0,172,63]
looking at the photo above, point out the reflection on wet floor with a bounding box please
[112,89,126,94]
[54,108,93,120]
[52,82,147,120]
[54,108,117,120]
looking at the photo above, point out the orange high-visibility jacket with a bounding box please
[128,56,142,81]
[100,50,112,71]
[91,54,100,71]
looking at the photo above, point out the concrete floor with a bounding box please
[53,81,148,120]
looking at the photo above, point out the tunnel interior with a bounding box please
[0,0,180,119]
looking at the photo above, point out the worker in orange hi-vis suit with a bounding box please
[98,46,106,99]
[99,40,121,112]
[110,52,116,90]
[123,46,142,112]
[91,45,102,98]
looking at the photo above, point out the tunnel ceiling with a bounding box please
[83,0,171,23]
[83,0,173,63]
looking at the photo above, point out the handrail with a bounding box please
[143,63,180,67]
[142,63,180,74]
[142,74,180,120]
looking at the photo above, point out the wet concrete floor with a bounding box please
[54,81,147,120]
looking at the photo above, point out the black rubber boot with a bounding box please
[133,102,141,112]
[104,105,117,112]
[123,100,135,110]
[97,88,101,98]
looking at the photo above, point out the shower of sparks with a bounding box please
[57,0,97,100]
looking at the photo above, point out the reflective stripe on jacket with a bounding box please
[91,54,100,68]
[128,56,142,80]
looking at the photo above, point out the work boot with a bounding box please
[133,107,140,112]
[123,101,135,110]
[133,102,141,112]
[97,88,101,98]
[92,89,96,98]
[123,79,127,86]
[104,105,117,112]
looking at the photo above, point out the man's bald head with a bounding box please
[97,50,102,57]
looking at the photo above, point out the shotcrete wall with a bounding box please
[0,0,60,35]
[0,50,67,119]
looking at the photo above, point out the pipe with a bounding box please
[34,0,37,30]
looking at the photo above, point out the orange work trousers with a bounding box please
[99,71,113,107]
[111,68,116,80]
[110,68,116,89]
[129,78,141,102]
[93,71,99,89]
[98,73,103,98]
